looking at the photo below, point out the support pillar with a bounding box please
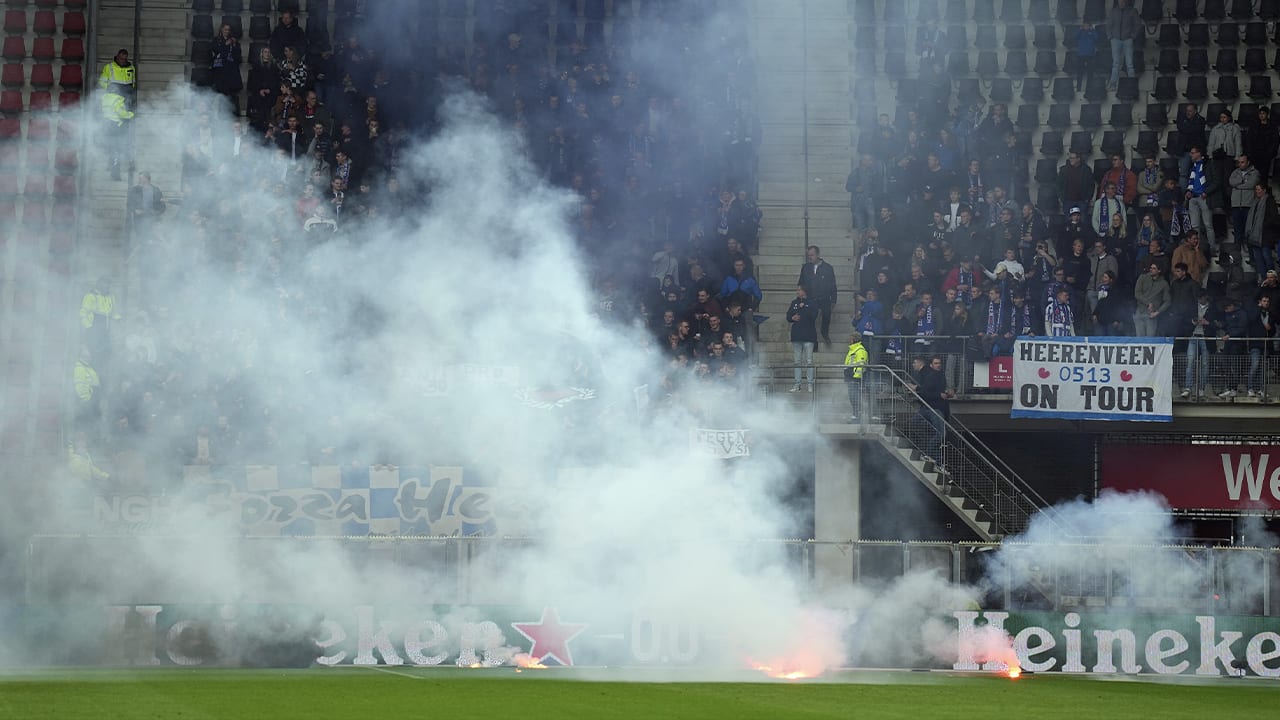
[814,439,860,592]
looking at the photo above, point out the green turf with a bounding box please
[0,668,1276,719]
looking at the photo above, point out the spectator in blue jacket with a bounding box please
[854,289,885,362]
[719,258,762,311]
[788,286,819,392]
[1073,22,1099,92]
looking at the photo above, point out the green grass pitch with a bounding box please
[1,667,1276,719]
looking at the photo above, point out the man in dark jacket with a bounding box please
[1177,104,1208,185]
[1245,183,1279,274]
[1165,262,1199,337]
[269,10,308,65]
[1105,0,1142,89]
[1246,107,1280,186]
[799,245,838,345]
[788,286,819,392]
[915,356,952,468]
[1059,153,1095,214]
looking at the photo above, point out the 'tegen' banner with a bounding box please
[1011,337,1173,422]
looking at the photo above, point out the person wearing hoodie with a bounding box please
[853,290,885,362]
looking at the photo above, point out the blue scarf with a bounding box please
[1049,301,1074,336]
[916,304,936,336]
[985,297,1004,334]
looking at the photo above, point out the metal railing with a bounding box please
[753,363,1064,538]
[806,334,1280,402]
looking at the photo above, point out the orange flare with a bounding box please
[513,652,548,669]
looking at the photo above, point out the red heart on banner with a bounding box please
[1038,367,1050,379]
[1120,370,1133,382]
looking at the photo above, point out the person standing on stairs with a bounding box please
[843,332,870,422]
[1105,0,1141,92]
[99,49,136,181]
[799,246,837,347]
[787,286,818,393]
[916,356,952,471]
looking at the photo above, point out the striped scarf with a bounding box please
[985,297,1004,335]
[1048,301,1074,336]
[1097,196,1111,234]
[916,304,936,336]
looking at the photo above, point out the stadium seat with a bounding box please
[1084,75,1108,102]
[1237,103,1259,127]
[1135,130,1161,156]
[190,39,212,64]
[1078,103,1102,128]
[1175,0,1198,21]
[1248,77,1274,100]
[1204,0,1227,20]
[53,147,76,172]
[1021,78,1044,103]
[1033,24,1056,49]
[24,142,47,168]
[975,25,997,50]
[554,20,576,45]
[1004,50,1027,76]
[1244,48,1267,74]
[990,78,1013,103]
[972,0,995,22]
[29,63,52,88]
[1231,0,1257,19]
[1117,77,1139,103]
[583,0,605,20]
[56,90,78,111]
[853,78,875,103]
[1101,130,1126,156]
[945,0,967,22]
[3,10,24,33]
[1040,129,1063,157]
[32,10,55,34]
[58,64,81,89]
[976,51,999,76]
[854,49,875,72]
[855,25,877,50]
[957,78,983,105]
[21,200,48,227]
[65,0,87,7]
[1034,157,1058,183]
[1051,76,1075,102]
[1186,24,1210,47]
[896,78,920,103]
[1184,49,1209,75]
[305,21,329,50]
[582,20,604,46]
[917,0,940,21]
[1216,76,1240,102]
[52,174,73,197]
[0,144,14,171]
[0,116,17,138]
[1109,103,1133,128]
[1048,103,1072,128]
[190,66,211,87]
[1002,0,1024,22]
[60,38,84,62]
[1244,22,1267,46]
[1157,24,1181,48]
[1207,103,1228,123]
[1028,0,1051,22]
[26,115,48,139]
[1140,0,1164,21]
[192,14,214,38]
[22,174,47,196]
[1015,103,1039,129]
[0,174,15,196]
[853,0,875,23]
[884,51,906,78]
[1004,23,1027,50]
[1156,49,1180,75]
[333,0,357,15]
[1215,49,1239,73]
[1070,130,1094,155]
[1185,76,1209,101]
[1082,0,1106,22]
[884,25,906,48]
[1218,22,1240,46]
[1034,49,1058,75]
[1,36,25,61]
[1055,0,1077,23]
[249,16,270,40]
[1272,49,1280,72]
[221,15,242,36]
[0,89,19,113]
[0,63,21,87]
[947,51,970,75]
[222,0,244,13]
[1151,76,1178,102]
[194,0,215,11]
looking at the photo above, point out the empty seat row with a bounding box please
[0,115,77,140]
[0,62,81,88]
[2,10,85,34]
[913,0,1107,24]
[1157,46,1280,74]
[0,0,87,8]
[0,174,78,195]
[0,87,79,112]
[0,142,77,170]
[1150,74,1274,102]
[0,199,78,228]
[193,0,309,14]
[1157,22,1280,48]
[1,36,83,60]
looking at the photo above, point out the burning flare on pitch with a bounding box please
[512,653,547,669]
[969,625,1022,679]
[747,651,828,680]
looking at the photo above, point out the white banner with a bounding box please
[1011,337,1173,422]
[690,429,751,459]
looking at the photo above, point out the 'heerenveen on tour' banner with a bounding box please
[1011,337,1173,422]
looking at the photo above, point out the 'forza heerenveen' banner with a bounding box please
[690,429,750,459]
[1011,337,1173,422]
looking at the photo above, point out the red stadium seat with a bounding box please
[1,63,22,87]
[1,36,25,60]
[34,0,59,8]
[60,37,83,61]
[3,10,25,34]
[56,89,78,110]
[61,11,84,35]
[26,115,48,139]
[0,143,16,168]
[57,64,80,88]
[27,89,50,111]
[53,147,75,171]
[48,230,73,254]
[52,174,73,196]
[0,175,16,195]
[22,173,48,196]
[32,10,54,34]
[31,36,53,60]
[24,142,49,168]
[29,63,53,87]
[64,0,87,7]
[51,197,72,222]
[0,115,18,138]
[54,117,74,142]
[20,199,48,226]
[0,89,20,112]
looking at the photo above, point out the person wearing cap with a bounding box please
[843,332,871,421]
[99,49,136,180]
[1058,205,1090,258]
[1244,182,1279,275]
[1058,152,1094,215]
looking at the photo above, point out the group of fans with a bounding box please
[68,2,761,489]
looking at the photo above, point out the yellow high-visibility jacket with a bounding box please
[74,360,99,401]
[101,92,135,124]
[80,291,119,329]
[844,342,869,380]
[68,444,109,482]
[98,61,135,91]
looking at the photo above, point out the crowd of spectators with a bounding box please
[842,5,1280,397]
[68,1,761,489]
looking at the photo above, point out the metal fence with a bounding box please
[23,535,1280,616]
[784,335,1280,402]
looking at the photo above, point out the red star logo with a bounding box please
[511,607,587,666]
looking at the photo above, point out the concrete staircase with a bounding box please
[750,0,858,370]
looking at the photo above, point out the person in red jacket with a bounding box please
[1098,154,1138,206]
